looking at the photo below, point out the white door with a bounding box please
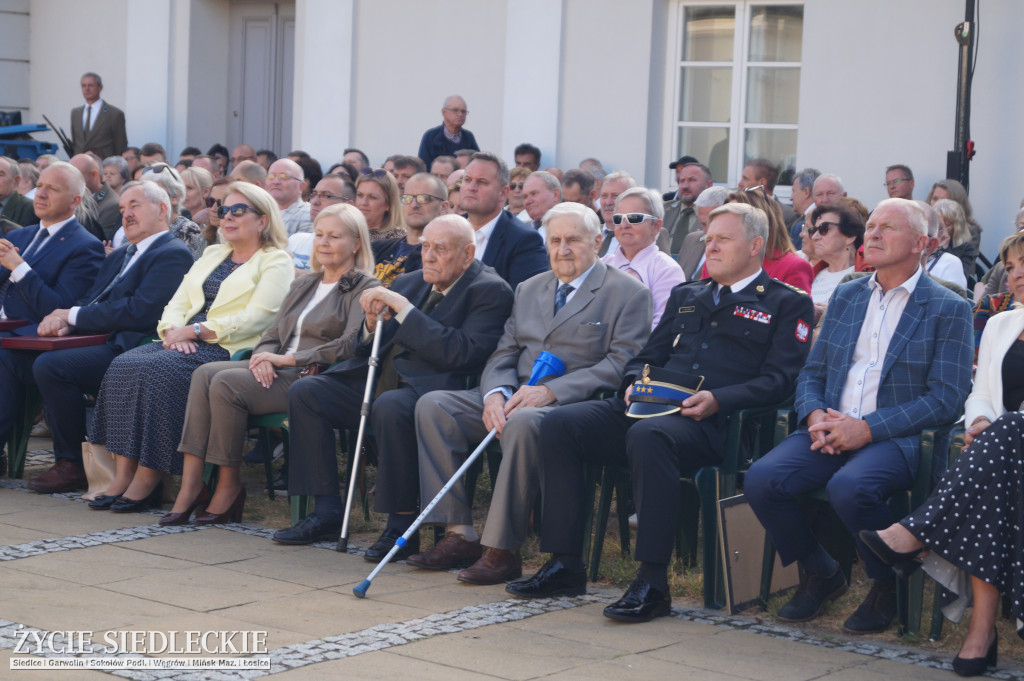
[227,1,296,154]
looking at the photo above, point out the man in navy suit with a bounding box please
[745,198,973,633]
[417,95,480,169]
[274,215,514,546]
[461,152,548,290]
[7,182,193,493]
[0,162,104,326]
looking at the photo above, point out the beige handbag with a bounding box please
[81,442,115,501]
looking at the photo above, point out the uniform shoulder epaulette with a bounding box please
[770,278,808,296]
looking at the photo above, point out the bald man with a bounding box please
[70,154,121,240]
[266,158,311,235]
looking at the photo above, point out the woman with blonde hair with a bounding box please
[87,182,294,513]
[928,178,982,254]
[161,203,380,524]
[355,167,405,241]
[931,198,978,282]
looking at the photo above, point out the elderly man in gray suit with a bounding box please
[408,201,653,584]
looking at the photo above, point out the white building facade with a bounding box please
[3,0,1021,256]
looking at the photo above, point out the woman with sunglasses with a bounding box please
[807,202,864,304]
[506,166,530,219]
[86,182,294,513]
[355,167,406,241]
[161,203,381,524]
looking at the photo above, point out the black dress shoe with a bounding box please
[364,527,420,563]
[87,494,122,510]
[603,579,672,622]
[272,515,341,545]
[111,483,163,513]
[858,529,923,578]
[953,630,998,677]
[843,578,897,633]
[505,558,587,599]
[777,565,848,622]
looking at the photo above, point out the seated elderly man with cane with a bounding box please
[406,201,652,584]
[272,215,513,545]
[507,203,814,621]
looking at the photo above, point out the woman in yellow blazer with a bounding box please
[161,204,381,525]
[87,182,294,513]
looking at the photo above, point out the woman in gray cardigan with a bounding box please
[162,203,380,525]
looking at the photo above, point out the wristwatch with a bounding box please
[193,323,201,339]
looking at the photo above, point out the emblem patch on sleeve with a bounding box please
[795,320,810,343]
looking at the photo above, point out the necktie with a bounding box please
[712,284,731,305]
[84,104,92,135]
[421,289,444,314]
[554,283,575,314]
[0,228,50,312]
[88,244,137,305]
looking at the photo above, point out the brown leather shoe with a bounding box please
[406,531,483,571]
[27,459,88,494]
[457,548,523,585]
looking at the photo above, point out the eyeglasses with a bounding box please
[401,194,444,205]
[310,190,352,202]
[217,203,263,219]
[142,164,172,176]
[266,172,299,182]
[612,213,658,225]
[509,183,524,191]
[884,178,911,188]
[808,221,840,237]
[360,166,389,179]
[445,107,468,115]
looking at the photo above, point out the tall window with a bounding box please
[672,2,803,186]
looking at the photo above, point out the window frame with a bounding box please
[665,0,803,193]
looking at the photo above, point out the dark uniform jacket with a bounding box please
[623,269,814,418]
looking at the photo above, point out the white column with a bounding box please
[501,0,564,167]
[125,0,172,149]
[292,0,355,162]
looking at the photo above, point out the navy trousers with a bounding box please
[744,431,914,579]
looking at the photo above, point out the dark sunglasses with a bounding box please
[612,212,657,225]
[217,203,263,219]
[360,166,389,179]
[142,164,172,176]
[509,182,524,191]
[808,221,840,237]
[205,196,218,208]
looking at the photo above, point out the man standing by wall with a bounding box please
[70,73,127,158]
[418,95,480,169]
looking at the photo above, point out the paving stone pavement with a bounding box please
[0,478,1021,680]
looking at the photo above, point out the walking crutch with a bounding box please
[353,351,565,598]
[336,323,384,552]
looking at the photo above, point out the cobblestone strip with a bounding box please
[0,524,205,561]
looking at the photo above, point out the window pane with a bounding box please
[683,6,735,61]
[678,126,729,183]
[679,67,732,122]
[745,67,800,124]
[744,128,798,186]
[749,6,803,62]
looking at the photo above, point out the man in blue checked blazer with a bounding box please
[746,198,972,634]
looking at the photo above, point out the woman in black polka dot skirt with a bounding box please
[861,233,1024,676]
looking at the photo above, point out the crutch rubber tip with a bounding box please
[353,580,371,598]
[336,538,348,553]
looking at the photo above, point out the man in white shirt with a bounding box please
[70,72,127,158]
[266,159,312,236]
[745,198,973,634]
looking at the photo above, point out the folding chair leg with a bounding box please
[258,427,276,501]
[290,495,311,526]
[759,536,776,610]
[697,468,724,609]
[6,390,41,479]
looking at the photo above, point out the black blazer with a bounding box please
[330,259,514,397]
[479,210,549,291]
[73,232,194,351]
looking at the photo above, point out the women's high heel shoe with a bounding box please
[953,629,997,677]
[158,485,212,526]
[195,487,246,525]
[111,482,164,513]
[858,529,923,578]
